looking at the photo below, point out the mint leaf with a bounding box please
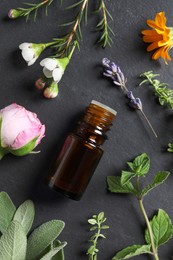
[121,171,136,186]
[142,172,170,197]
[112,244,151,259]
[26,220,65,260]
[0,220,27,260]
[13,200,35,235]
[145,209,173,247]
[0,192,16,233]
[131,153,150,176]
[107,176,137,194]
[40,241,67,260]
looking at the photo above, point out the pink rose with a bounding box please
[0,103,45,159]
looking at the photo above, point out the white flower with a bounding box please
[19,43,46,66]
[40,58,65,83]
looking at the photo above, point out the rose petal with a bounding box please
[52,68,63,82]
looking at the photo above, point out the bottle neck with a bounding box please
[75,101,116,147]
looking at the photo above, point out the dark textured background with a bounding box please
[0,0,173,259]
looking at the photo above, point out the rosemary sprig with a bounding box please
[87,212,109,260]
[52,0,89,57]
[140,71,173,109]
[95,0,114,48]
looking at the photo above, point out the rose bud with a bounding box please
[0,103,45,159]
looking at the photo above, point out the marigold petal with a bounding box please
[155,12,166,27]
[142,29,159,36]
[143,35,162,43]
[152,48,163,60]
[147,42,159,51]
[147,20,164,31]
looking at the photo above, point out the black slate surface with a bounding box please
[0,0,173,259]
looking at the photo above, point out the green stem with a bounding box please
[138,199,159,260]
[0,146,8,160]
[88,223,101,260]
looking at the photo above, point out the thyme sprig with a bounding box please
[8,0,54,21]
[87,212,109,260]
[140,71,173,109]
[95,0,114,48]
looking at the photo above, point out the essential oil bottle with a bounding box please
[47,100,117,200]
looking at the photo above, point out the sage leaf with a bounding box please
[13,200,35,235]
[0,220,27,260]
[0,192,16,233]
[112,244,151,260]
[40,241,67,260]
[107,176,137,194]
[142,172,170,197]
[52,241,65,260]
[26,220,65,260]
[145,209,173,247]
[121,171,136,186]
[130,153,150,176]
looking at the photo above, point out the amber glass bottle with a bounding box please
[47,100,117,200]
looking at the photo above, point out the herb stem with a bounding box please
[138,199,159,260]
[61,0,88,57]
[140,109,158,138]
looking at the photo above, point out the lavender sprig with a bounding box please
[102,58,157,138]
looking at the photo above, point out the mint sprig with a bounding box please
[87,212,109,260]
[0,192,66,260]
[107,153,172,260]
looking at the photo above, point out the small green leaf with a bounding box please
[26,220,65,260]
[88,219,97,225]
[121,171,136,186]
[101,225,109,229]
[40,241,67,260]
[167,143,173,152]
[98,212,104,221]
[145,209,173,247]
[0,192,16,233]
[13,200,35,235]
[141,172,170,197]
[0,221,27,260]
[107,176,137,194]
[112,244,151,259]
[132,153,150,176]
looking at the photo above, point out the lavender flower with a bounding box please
[102,58,157,138]
[127,91,142,110]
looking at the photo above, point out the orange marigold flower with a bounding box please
[142,12,173,64]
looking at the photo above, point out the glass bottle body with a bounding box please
[47,100,116,200]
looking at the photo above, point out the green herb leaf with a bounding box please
[141,172,170,197]
[107,176,137,194]
[145,209,173,247]
[13,200,35,235]
[121,171,136,186]
[0,221,27,260]
[26,220,65,260]
[0,192,16,234]
[52,241,65,260]
[112,244,151,259]
[131,153,150,176]
[167,143,173,152]
[40,241,67,260]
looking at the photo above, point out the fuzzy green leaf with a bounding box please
[145,209,173,247]
[13,200,35,235]
[26,220,65,260]
[40,241,67,260]
[121,171,136,186]
[107,176,137,194]
[141,172,170,197]
[0,192,16,234]
[112,244,151,259]
[130,153,150,176]
[0,221,27,260]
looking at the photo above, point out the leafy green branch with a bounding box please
[95,0,114,48]
[0,192,66,260]
[140,71,173,109]
[87,212,109,260]
[107,153,172,260]
[8,0,54,21]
